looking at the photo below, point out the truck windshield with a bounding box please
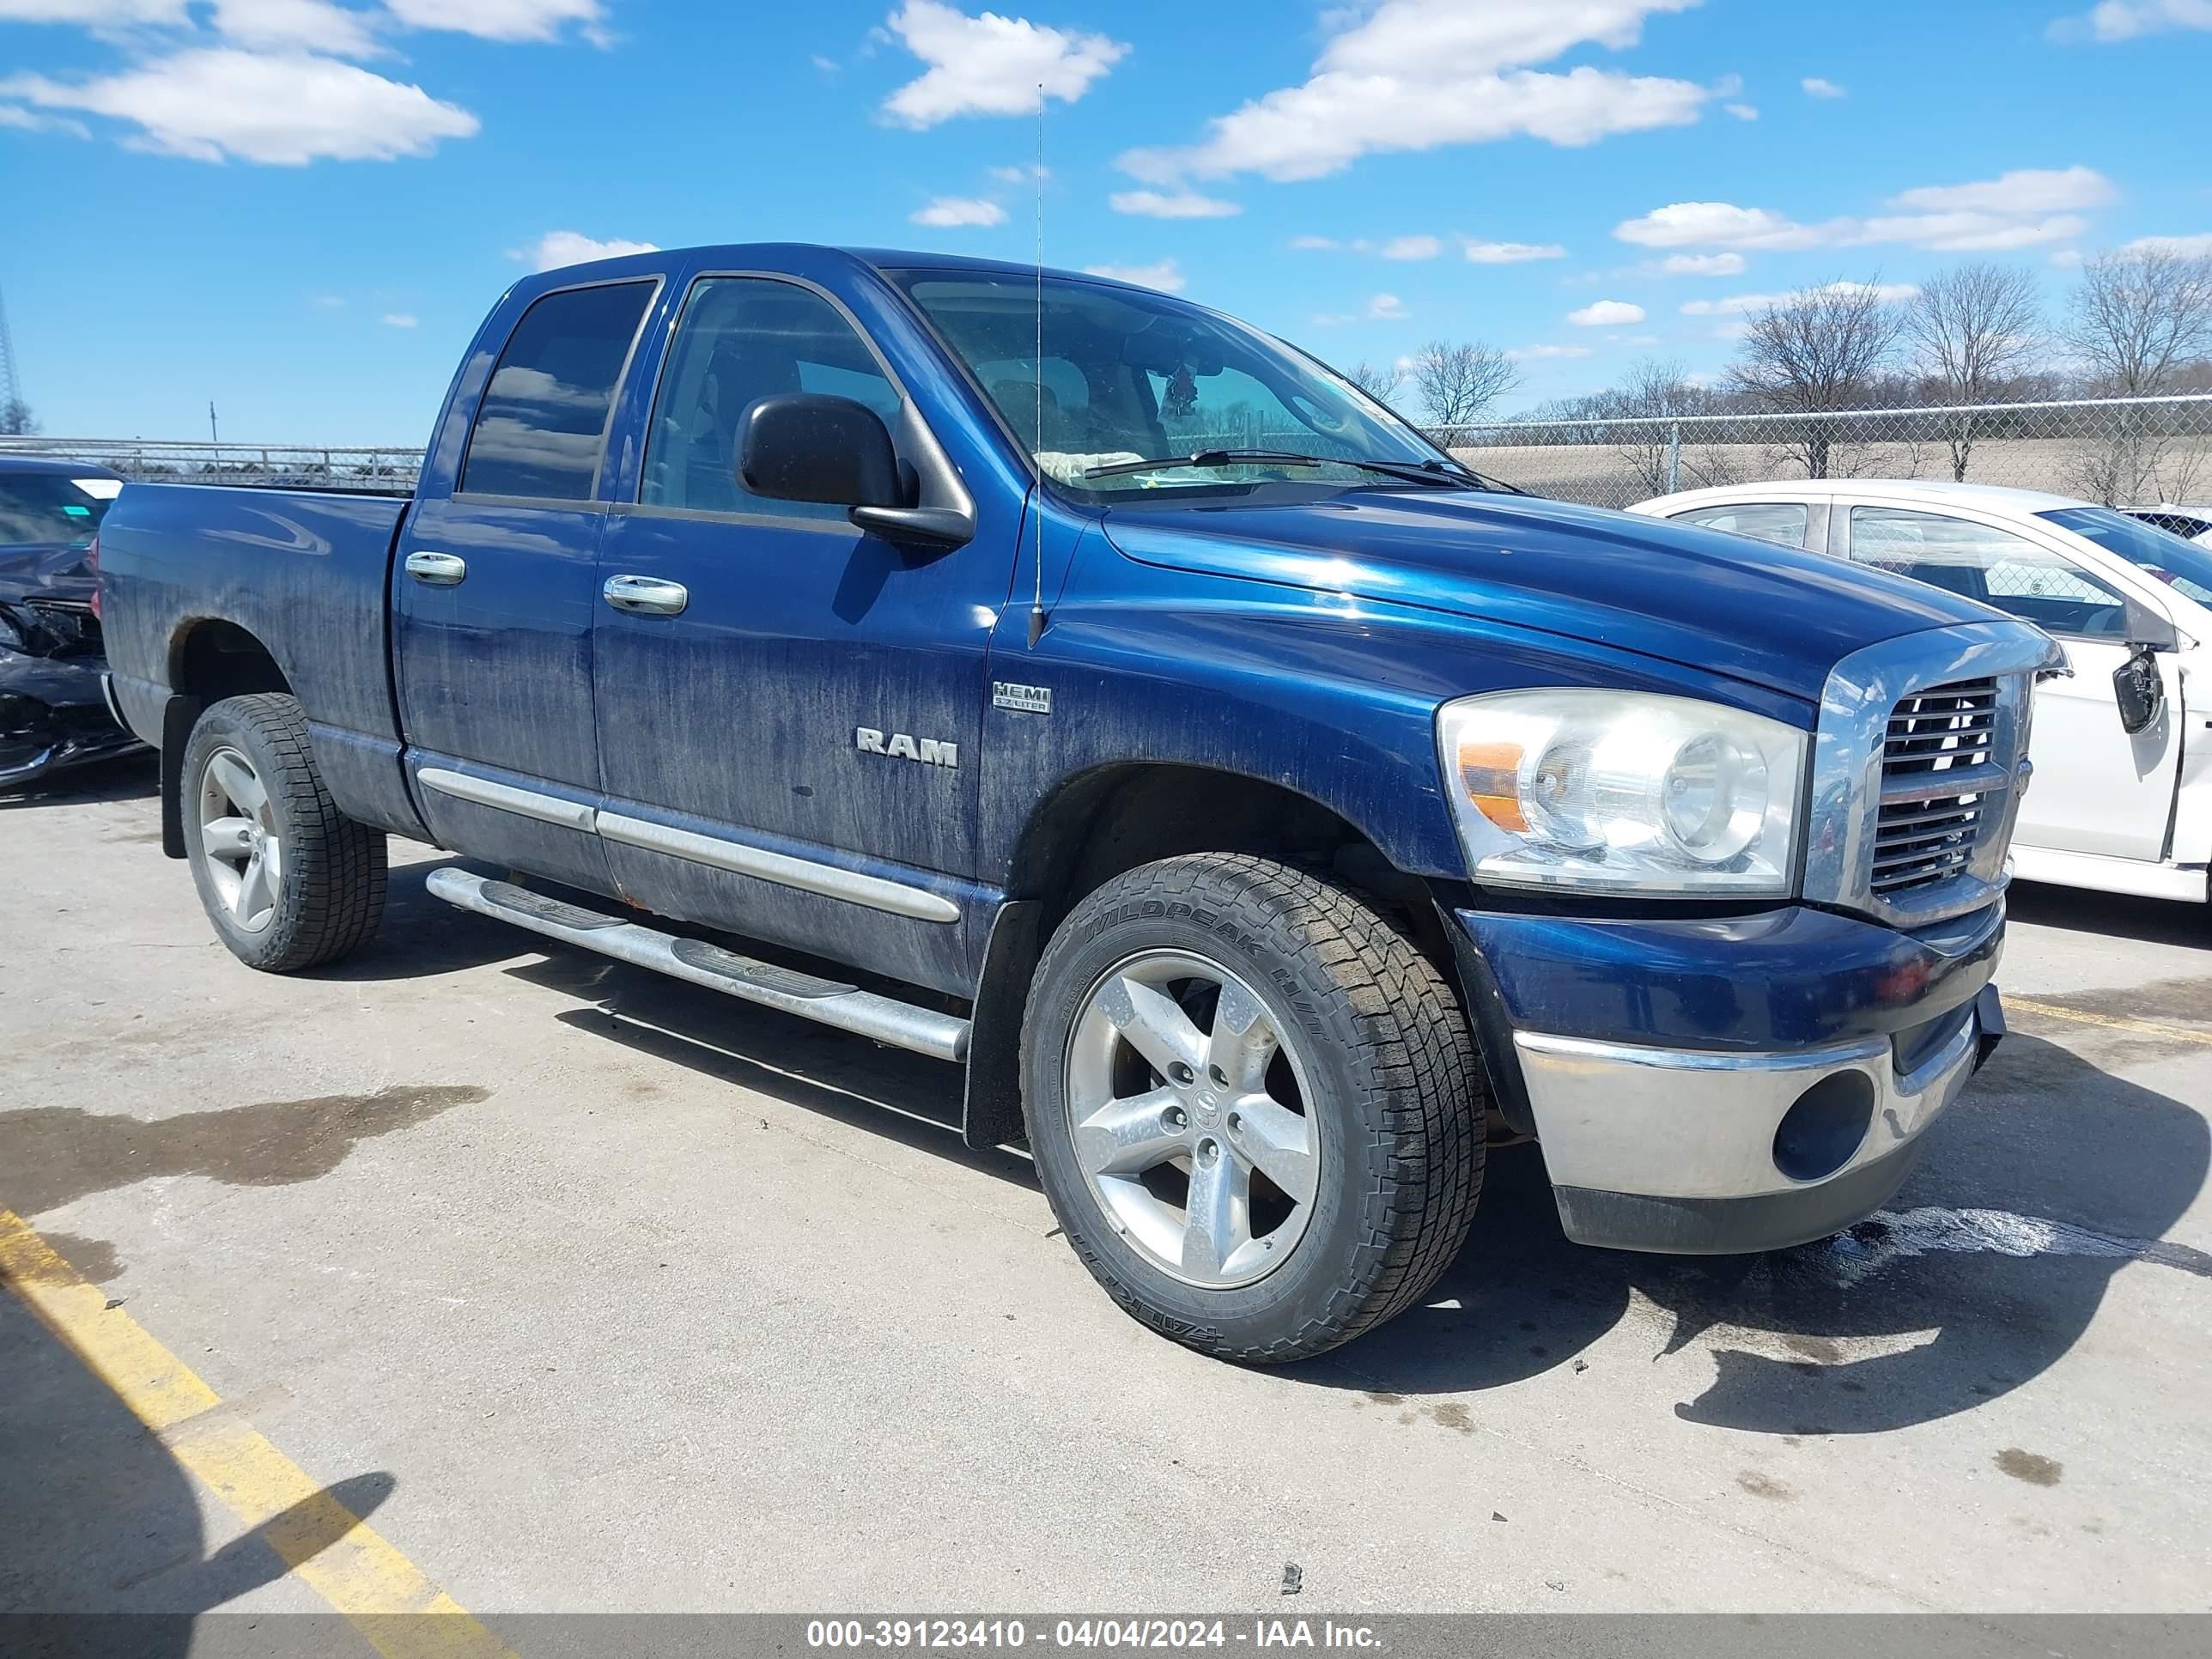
[0,474,118,547]
[2040,506,2212,607]
[889,270,1454,500]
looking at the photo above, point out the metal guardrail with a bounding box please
[11,392,2212,511]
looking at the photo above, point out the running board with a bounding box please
[424,868,970,1063]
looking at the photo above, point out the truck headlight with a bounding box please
[1436,690,1806,896]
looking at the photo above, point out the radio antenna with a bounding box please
[1027,84,1048,649]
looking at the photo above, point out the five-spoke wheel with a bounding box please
[197,744,283,934]
[1066,951,1321,1287]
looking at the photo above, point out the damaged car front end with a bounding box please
[1,459,144,787]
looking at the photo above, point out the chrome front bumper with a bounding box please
[1515,988,1992,1254]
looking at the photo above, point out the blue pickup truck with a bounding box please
[97,244,2056,1361]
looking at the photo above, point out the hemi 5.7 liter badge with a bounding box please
[992,681,1053,714]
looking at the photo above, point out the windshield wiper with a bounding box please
[1082,448,1493,489]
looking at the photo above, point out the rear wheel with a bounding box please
[1022,854,1484,1363]
[182,694,386,972]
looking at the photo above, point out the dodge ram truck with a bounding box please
[96,245,2057,1362]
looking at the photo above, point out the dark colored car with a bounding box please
[0,455,144,787]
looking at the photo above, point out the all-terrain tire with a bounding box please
[1022,853,1485,1363]
[181,693,387,973]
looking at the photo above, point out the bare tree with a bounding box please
[1905,262,2043,480]
[1412,339,1520,432]
[1340,359,1406,408]
[2063,247,2212,502]
[1728,279,1906,477]
[1587,356,1727,496]
[0,398,34,436]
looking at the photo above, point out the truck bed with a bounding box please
[98,482,412,817]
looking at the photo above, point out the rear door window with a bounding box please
[1669,501,1809,549]
[459,281,655,501]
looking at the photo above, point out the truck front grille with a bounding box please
[1872,678,2002,896]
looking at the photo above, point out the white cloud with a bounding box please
[1381,234,1443,260]
[1290,234,1341,250]
[1680,280,1918,317]
[988,161,1048,182]
[1889,165,2115,215]
[381,312,417,328]
[2051,248,2085,268]
[1367,292,1409,319]
[1462,239,1567,264]
[3,47,479,162]
[911,195,1007,227]
[1082,259,1185,292]
[207,0,384,57]
[2122,231,2212,256]
[1650,251,1745,275]
[811,53,841,72]
[379,0,605,43]
[1566,299,1644,325]
[312,293,345,307]
[1117,0,1708,184]
[0,100,89,134]
[881,0,1127,127]
[1614,167,2116,253]
[1724,101,1757,119]
[0,1,186,20]
[1507,343,1592,361]
[2053,0,2212,41]
[1109,188,1240,218]
[1802,76,1845,97]
[518,229,659,270]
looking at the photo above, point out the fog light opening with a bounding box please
[1771,1071,1875,1183]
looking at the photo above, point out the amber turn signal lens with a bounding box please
[1456,738,1527,832]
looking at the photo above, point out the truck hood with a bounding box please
[1101,489,1994,703]
[0,539,98,607]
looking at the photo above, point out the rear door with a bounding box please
[586,272,1006,995]
[1840,501,2180,862]
[393,276,657,892]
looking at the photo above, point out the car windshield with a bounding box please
[0,473,118,547]
[888,270,1451,499]
[2040,506,2212,607]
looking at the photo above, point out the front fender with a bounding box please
[977,544,1813,887]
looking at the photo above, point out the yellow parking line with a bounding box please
[2005,998,2212,1047]
[0,1209,515,1659]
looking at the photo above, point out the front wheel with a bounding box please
[181,693,387,973]
[1022,854,1484,1363]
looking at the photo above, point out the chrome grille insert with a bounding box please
[1872,677,2000,896]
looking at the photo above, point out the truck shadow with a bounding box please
[339,863,2208,1435]
[0,1268,397,1637]
[1290,1033,2209,1431]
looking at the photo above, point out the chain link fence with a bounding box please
[10,393,2212,512]
[1430,392,2212,512]
[0,437,423,492]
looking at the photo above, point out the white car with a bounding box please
[2130,507,2212,547]
[1628,479,2212,902]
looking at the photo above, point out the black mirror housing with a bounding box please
[738,393,901,509]
[2114,645,2165,736]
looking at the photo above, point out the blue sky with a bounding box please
[4,0,2211,444]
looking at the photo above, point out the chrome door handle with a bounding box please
[603,574,690,617]
[404,550,468,586]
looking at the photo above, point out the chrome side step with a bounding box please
[424,868,970,1063]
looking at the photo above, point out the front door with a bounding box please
[1842,502,2181,861]
[589,273,1009,994]
[394,277,658,893]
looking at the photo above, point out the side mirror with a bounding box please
[2114,642,2165,737]
[737,393,900,509]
